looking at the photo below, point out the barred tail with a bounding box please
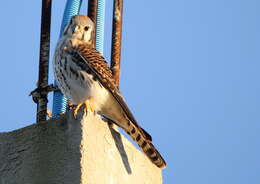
[124,121,167,169]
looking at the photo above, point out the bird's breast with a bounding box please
[54,50,109,111]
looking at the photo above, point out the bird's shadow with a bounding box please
[102,117,132,174]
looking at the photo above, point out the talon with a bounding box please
[73,103,83,119]
[73,100,94,119]
[85,100,94,113]
[83,106,88,115]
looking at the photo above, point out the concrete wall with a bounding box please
[0,109,163,184]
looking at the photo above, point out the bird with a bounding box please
[53,15,167,169]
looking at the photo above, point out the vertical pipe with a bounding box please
[96,0,106,54]
[59,0,83,35]
[110,0,123,88]
[37,0,52,122]
[88,0,98,48]
[52,0,82,117]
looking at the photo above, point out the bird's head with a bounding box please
[63,15,94,46]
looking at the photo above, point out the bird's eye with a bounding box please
[84,26,90,31]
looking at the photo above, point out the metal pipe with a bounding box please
[36,0,52,122]
[110,0,123,88]
[88,0,98,48]
[96,0,106,54]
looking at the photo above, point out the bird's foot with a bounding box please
[85,100,95,113]
[73,100,95,119]
[73,103,84,119]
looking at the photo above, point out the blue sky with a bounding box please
[0,0,259,183]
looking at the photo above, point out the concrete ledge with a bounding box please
[0,110,162,184]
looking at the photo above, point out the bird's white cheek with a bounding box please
[84,33,91,42]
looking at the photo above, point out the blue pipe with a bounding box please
[96,0,106,54]
[52,0,82,117]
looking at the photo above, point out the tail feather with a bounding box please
[140,127,152,141]
[105,115,167,168]
[124,120,167,169]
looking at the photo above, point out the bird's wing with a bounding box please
[68,44,152,141]
[66,44,167,168]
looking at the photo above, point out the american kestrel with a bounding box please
[53,15,166,168]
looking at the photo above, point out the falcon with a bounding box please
[53,15,167,168]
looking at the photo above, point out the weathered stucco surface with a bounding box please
[0,110,162,184]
